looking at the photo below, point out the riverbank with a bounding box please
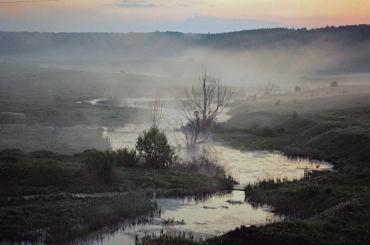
[138,105,370,244]
[210,105,370,244]
[0,149,234,243]
[136,99,370,244]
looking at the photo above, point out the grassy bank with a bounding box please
[0,149,233,197]
[217,107,370,168]
[0,148,234,243]
[0,192,154,244]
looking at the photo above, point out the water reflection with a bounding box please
[103,125,332,188]
[86,191,280,245]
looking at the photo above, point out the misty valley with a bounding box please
[0,26,370,245]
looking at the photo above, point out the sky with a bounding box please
[0,0,369,33]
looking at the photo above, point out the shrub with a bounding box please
[0,159,69,186]
[115,147,139,167]
[261,127,275,137]
[174,156,225,178]
[136,127,175,168]
[84,150,115,184]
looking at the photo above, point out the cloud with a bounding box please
[112,0,159,8]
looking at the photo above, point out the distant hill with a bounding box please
[0,25,369,75]
[0,25,369,55]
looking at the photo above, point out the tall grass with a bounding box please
[173,156,226,177]
[0,192,155,244]
[137,231,205,245]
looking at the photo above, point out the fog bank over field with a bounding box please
[0,25,369,88]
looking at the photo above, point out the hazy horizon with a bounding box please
[1,23,370,34]
[0,0,369,33]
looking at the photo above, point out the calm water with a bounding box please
[84,98,332,244]
[87,191,278,245]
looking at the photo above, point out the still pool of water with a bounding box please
[87,191,279,245]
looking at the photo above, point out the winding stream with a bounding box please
[82,98,333,244]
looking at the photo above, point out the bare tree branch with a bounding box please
[180,72,233,149]
[151,96,163,128]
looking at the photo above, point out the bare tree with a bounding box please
[262,82,280,96]
[180,72,232,149]
[151,96,163,128]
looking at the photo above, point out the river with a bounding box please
[81,98,332,244]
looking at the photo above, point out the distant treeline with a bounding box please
[0,25,369,55]
[0,25,369,74]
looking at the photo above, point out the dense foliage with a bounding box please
[136,126,175,168]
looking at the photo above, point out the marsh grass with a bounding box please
[137,231,206,245]
[0,192,155,244]
[171,156,235,190]
[0,148,235,243]
[218,107,370,169]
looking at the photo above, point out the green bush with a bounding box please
[115,147,139,167]
[84,150,115,184]
[136,127,175,168]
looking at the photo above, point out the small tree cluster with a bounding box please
[85,126,175,178]
[136,126,175,168]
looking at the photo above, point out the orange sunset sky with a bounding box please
[0,0,369,32]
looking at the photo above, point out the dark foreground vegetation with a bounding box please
[0,145,233,243]
[1,192,154,243]
[138,232,206,245]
